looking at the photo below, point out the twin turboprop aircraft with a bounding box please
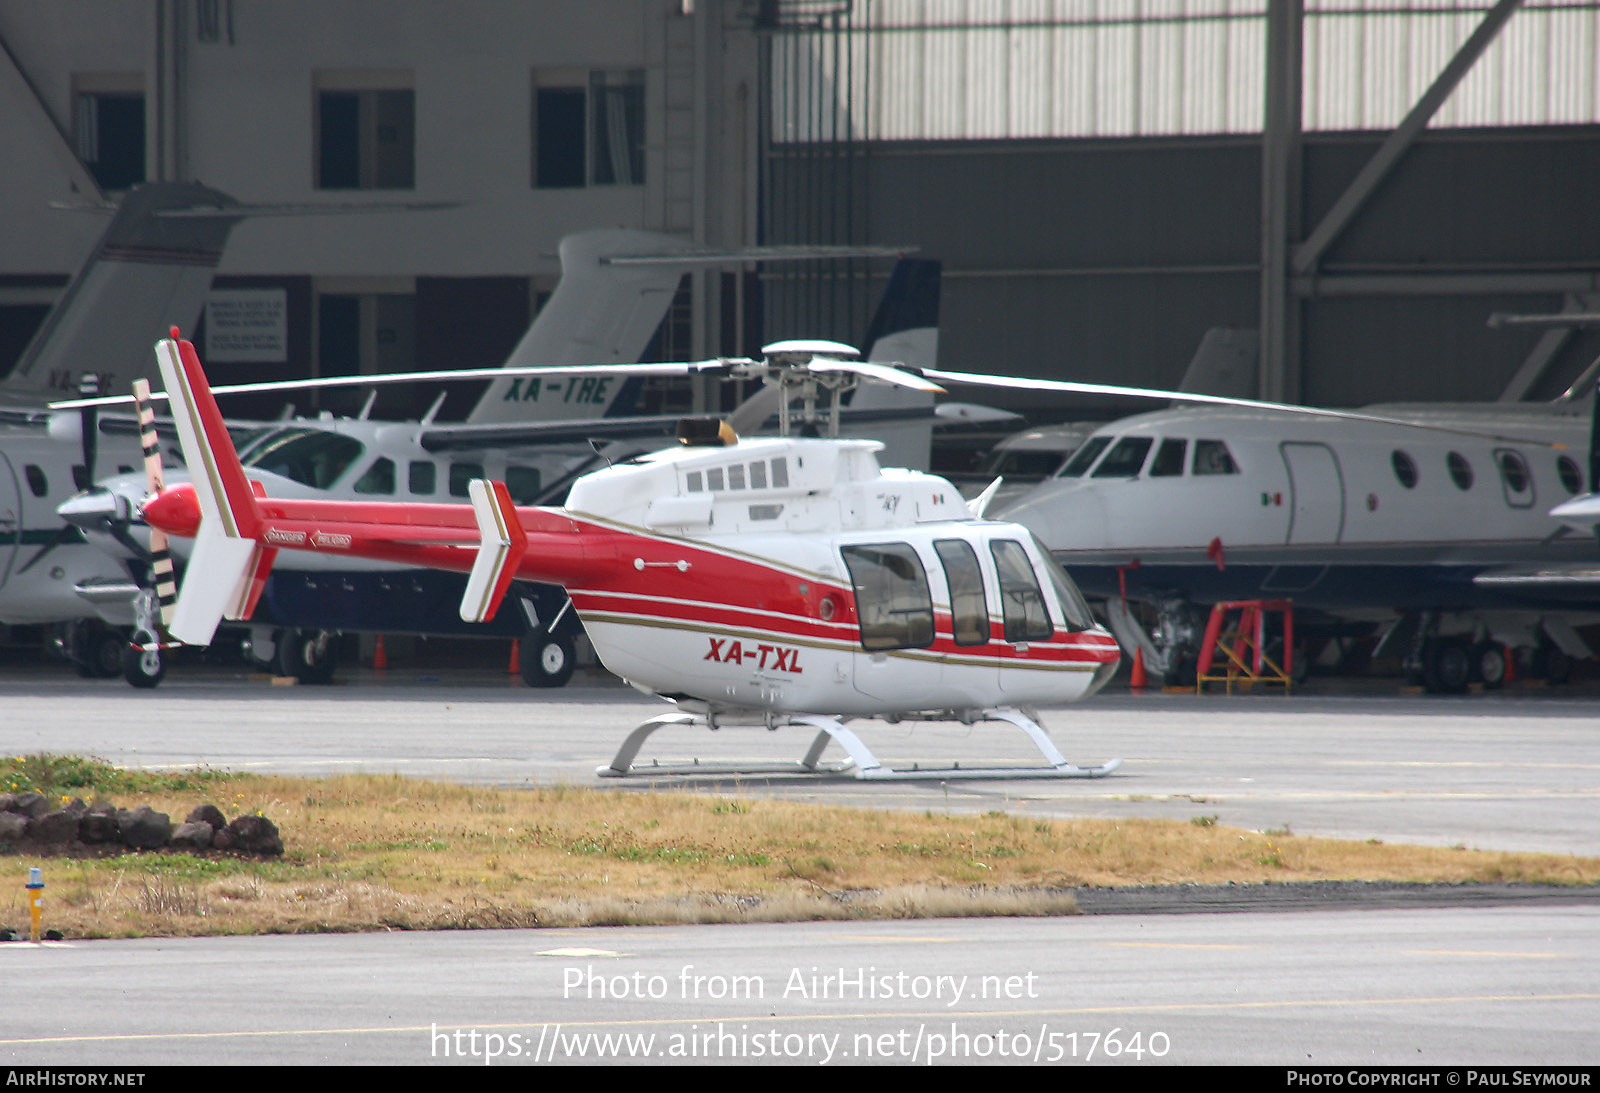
[142,331,1125,781]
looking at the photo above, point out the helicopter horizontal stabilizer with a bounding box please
[154,328,274,644]
[461,479,527,623]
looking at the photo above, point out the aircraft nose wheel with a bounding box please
[278,628,338,685]
[519,630,575,688]
[122,634,165,689]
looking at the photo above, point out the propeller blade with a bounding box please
[134,379,178,627]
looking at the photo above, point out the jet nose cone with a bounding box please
[142,484,202,538]
[57,487,130,529]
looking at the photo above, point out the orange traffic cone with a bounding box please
[373,635,388,671]
[1130,647,1147,692]
[509,638,521,674]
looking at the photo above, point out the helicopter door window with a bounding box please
[1057,436,1111,477]
[353,457,396,495]
[1091,436,1154,478]
[1193,439,1239,475]
[840,543,935,652]
[1149,438,1187,477]
[409,461,436,496]
[991,540,1053,643]
[449,462,485,498]
[934,539,990,646]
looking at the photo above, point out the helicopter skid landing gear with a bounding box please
[597,707,1122,781]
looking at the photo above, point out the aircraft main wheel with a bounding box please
[122,642,165,689]
[1533,642,1573,685]
[1471,641,1507,690]
[77,628,126,679]
[1422,638,1472,695]
[520,632,575,688]
[278,629,337,685]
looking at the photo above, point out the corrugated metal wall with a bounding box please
[769,0,1600,141]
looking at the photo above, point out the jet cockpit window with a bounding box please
[1447,452,1474,491]
[1057,436,1111,477]
[1149,438,1187,477]
[1091,436,1153,478]
[841,542,935,652]
[1391,450,1418,489]
[1193,440,1239,476]
[241,428,365,490]
[934,539,990,646]
[991,539,1053,643]
[353,457,395,494]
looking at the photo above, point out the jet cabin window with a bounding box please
[1558,455,1584,495]
[1447,452,1474,491]
[841,543,935,652]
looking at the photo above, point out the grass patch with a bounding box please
[3,761,1599,939]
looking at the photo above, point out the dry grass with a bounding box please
[2,765,1597,939]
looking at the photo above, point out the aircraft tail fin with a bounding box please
[154,330,276,645]
[2,183,243,405]
[847,257,942,469]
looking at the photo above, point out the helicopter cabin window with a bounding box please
[1092,436,1153,478]
[749,461,768,489]
[1149,438,1187,477]
[1391,450,1418,489]
[409,461,436,495]
[934,540,990,646]
[1495,450,1532,507]
[505,465,542,504]
[991,540,1053,643]
[685,470,703,493]
[1447,452,1474,491]
[353,457,396,495]
[728,464,746,490]
[770,458,789,488]
[840,543,935,652]
[242,429,365,490]
[1057,436,1111,477]
[1193,439,1239,475]
[707,467,725,491]
[449,462,485,498]
[1558,455,1583,495]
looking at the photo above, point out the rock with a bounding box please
[9,792,49,818]
[227,814,283,856]
[79,803,119,844]
[28,809,80,847]
[116,806,171,850]
[185,804,226,829]
[0,812,28,844]
[169,822,216,851]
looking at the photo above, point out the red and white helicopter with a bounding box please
[142,330,1126,781]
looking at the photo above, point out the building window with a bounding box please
[315,74,414,190]
[74,77,145,191]
[533,68,644,188]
